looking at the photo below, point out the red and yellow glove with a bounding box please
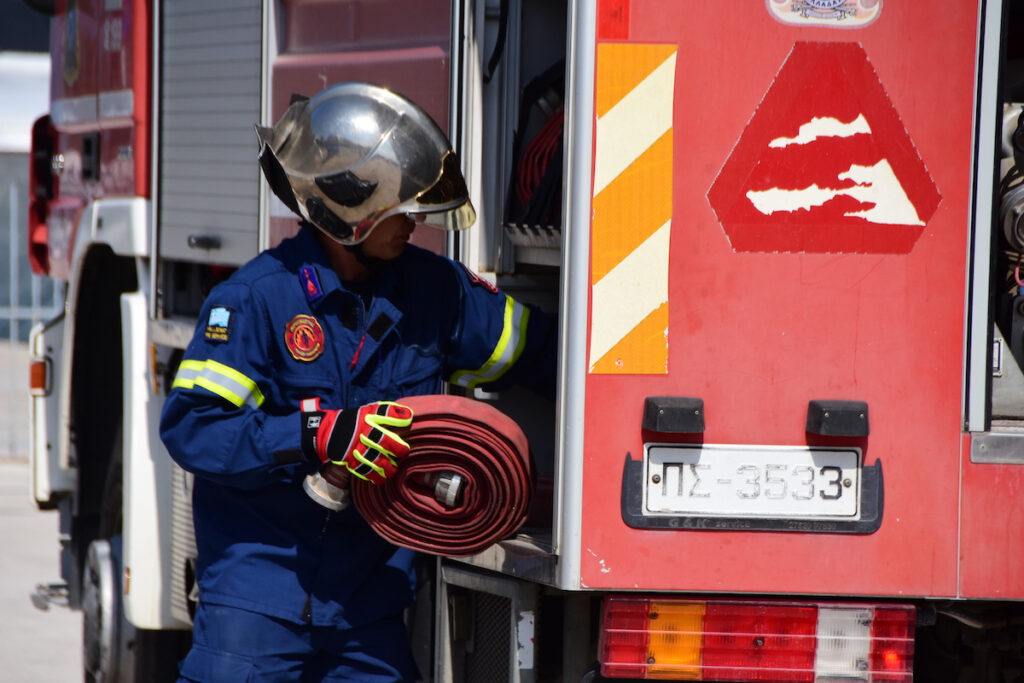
[301,398,413,484]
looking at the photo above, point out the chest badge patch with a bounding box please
[299,265,325,304]
[285,314,325,362]
[205,306,234,343]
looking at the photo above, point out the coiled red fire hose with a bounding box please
[350,394,534,557]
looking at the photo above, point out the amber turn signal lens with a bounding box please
[29,358,50,396]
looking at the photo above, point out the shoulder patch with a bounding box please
[285,314,325,362]
[459,262,499,295]
[299,265,325,303]
[204,306,234,343]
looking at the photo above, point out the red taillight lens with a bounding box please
[869,607,915,682]
[600,598,651,678]
[702,603,817,682]
[28,115,55,276]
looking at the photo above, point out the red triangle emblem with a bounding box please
[707,42,941,254]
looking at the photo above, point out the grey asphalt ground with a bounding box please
[0,342,83,681]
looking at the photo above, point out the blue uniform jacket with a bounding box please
[159,227,555,627]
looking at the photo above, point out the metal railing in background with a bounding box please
[4,183,62,339]
[2,177,63,459]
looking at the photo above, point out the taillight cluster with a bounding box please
[28,115,56,276]
[600,597,914,681]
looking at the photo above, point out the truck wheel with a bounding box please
[83,444,188,682]
[82,538,120,683]
[82,535,186,683]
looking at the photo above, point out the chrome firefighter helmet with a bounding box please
[255,82,476,245]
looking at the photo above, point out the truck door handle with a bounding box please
[187,234,222,250]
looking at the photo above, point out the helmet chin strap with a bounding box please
[345,242,386,273]
[303,220,385,281]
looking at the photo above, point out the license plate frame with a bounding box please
[644,444,862,521]
[619,446,883,534]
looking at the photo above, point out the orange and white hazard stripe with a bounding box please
[589,43,676,374]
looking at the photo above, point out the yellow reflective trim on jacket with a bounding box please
[171,358,265,409]
[450,295,530,390]
[171,359,204,390]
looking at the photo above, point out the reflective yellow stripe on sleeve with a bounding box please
[171,358,265,409]
[450,295,530,390]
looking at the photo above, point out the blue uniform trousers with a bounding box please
[177,602,419,682]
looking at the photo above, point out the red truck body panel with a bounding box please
[578,0,995,599]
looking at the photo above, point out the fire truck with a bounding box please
[22,0,1024,680]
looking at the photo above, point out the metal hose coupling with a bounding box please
[303,464,352,511]
[304,464,465,511]
[425,471,466,508]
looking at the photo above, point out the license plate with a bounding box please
[644,445,861,519]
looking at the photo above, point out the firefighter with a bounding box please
[159,82,555,682]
